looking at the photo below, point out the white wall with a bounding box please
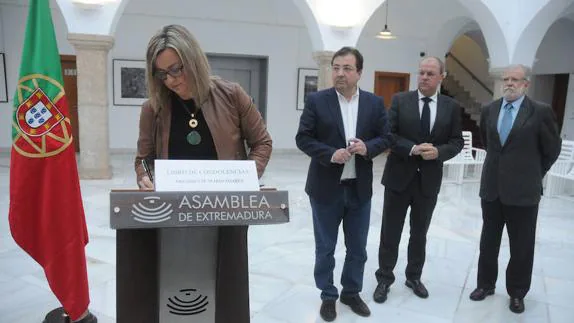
[356,37,422,93]
[533,18,574,75]
[0,3,74,151]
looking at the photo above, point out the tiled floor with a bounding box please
[1,151,573,323]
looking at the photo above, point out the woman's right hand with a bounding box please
[138,175,155,190]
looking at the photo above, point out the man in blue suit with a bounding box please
[296,47,392,322]
[469,64,561,314]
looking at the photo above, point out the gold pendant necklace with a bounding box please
[177,97,202,145]
[188,117,198,128]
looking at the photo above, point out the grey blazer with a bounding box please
[479,96,562,206]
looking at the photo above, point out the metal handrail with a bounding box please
[445,52,493,96]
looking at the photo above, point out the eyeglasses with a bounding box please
[155,64,184,81]
[331,65,356,74]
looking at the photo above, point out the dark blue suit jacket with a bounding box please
[296,87,392,204]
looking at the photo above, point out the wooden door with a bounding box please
[374,71,410,108]
[60,55,79,152]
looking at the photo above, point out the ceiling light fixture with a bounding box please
[72,0,117,10]
[376,0,396,40]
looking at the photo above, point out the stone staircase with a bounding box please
[441,83,484,148]
[442,75,482,123]
[440,52,495,149]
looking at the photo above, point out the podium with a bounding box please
[110,190,289,323]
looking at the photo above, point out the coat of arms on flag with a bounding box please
[12,74,74,158]
[17,87,64,137]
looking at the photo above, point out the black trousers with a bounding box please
[477,198,538,299]
[376,173,438,284]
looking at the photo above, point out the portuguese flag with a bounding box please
[9,0,90,320]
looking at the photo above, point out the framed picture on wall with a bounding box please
[112,59,148,106]
[296,68,318,111]
[0,53,8,102]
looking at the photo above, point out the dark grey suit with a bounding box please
[477,96,561,298]
[479,96,562,205]
[376,90,463,284]
[382,91,464,195]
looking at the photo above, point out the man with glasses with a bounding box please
[373,56,463,303]
[469,64,561,314]
[296,47,392,321]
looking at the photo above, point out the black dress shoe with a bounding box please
[469,288,495,301]
[405,279,429,298]
[340,294,371,317]
[320,300,336,322]
[509,297,525,314]
[373,282,390,303]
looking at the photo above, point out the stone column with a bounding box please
[68,33,114,179]
[313,51,334,90]
[489,67,505,100]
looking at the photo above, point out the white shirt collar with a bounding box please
[417,90,438,102]
[502,95,526,110]
[336,87,360,100]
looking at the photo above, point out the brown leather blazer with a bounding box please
[134,78,272,183]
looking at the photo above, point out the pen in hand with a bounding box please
[141,159,154,183]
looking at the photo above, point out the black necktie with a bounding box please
[421,97,432,137]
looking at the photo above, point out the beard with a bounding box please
[503,87,525,102]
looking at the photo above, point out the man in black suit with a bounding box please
[469,64,561,314]
[296,47,392,322]
[373,57,464,303]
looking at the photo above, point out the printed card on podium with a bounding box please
[154,160,260,192]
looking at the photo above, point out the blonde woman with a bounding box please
[134,24,272,323]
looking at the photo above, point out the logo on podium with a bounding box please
[167,288,209,315]
[131,196,173,223]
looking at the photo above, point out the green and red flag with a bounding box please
[9,0,90,320]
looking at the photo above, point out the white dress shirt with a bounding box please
[335,87,359,180]
[410,90,439,155]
